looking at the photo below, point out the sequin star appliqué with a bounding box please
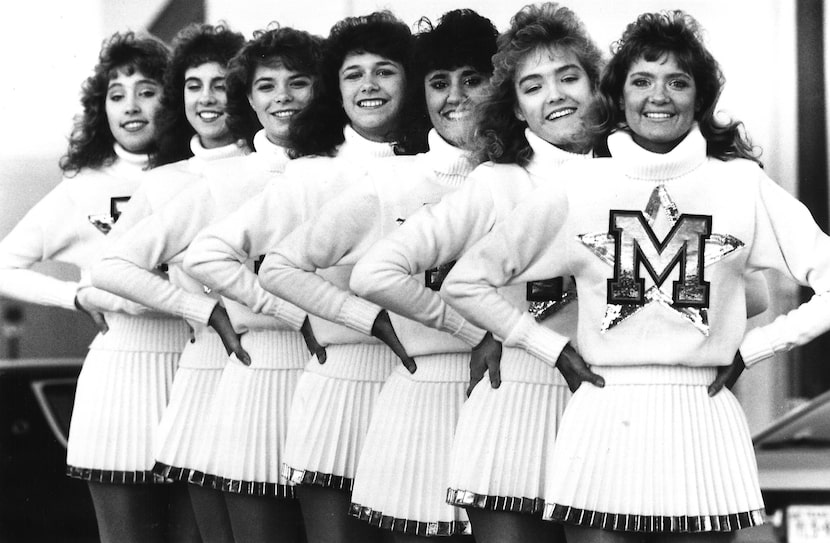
[577,184,743,335]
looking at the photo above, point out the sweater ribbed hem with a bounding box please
[177,328,230,369]
[89,314,190,352]
[394,353,468,382]
[239,329,309,369]
[304,343,398,382]
[588,365,717,386]
[338,296,382,336]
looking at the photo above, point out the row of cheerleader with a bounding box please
[2,2,828,543]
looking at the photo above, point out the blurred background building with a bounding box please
[0,0,824,433]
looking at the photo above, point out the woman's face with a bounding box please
[105,69,163,153]
[513,46,594,153]
[184,61,234,149]
[339,51,407,142]
[247,59,315,146]
[424,65,490,149]
[622,53,697,153]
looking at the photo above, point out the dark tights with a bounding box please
[87,481,201,543]
[392,535,472,543]
[297,485,387,543]
[187,484,234,543]
[225,492,305,543]
[565,526,735,543]
[466,508,564,543]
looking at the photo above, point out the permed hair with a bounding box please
[597,10,758,162]
[473,3,603,166]
[60,32,169,176]
[288,11,414,157]
[406,9,499,152]
[155,24,245,166]
[224,25,323,148]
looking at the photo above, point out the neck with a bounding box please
[351,124,393,144]
[199,133,236,149]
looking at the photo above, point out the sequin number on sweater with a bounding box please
[88,196,130,235]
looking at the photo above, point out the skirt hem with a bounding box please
[543,503,765,533]
[282,464,352,491]
[446,488,545,515]
[350,502,471,537]
[66,465,168,485]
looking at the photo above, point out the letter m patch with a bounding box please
[608,210,711,307]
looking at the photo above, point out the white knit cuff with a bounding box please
[338,296,383,335]
[504,312,569,368]
[179,292,219,325]
[442,307,487,347]
[740,327,777,368]
[270,300,307,331]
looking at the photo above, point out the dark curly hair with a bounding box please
[473,3,604,166]
[406,9,499,152]
[288,11,416,157]
[155,24,245,166]
[224,25,323,149]
[597,10,759,162]
[60,32,169,176]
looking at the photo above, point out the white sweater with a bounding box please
[260,130,480,356]
[0,144,188,351]
[443,128,830,369]
[91,130,294,333]
[183,125,398,338]
[351,130,588,351]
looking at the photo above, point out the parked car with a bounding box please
[752,389,830,542]
[0,357,98,542]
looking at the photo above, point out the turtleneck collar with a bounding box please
[524,129,591,179]
[253,130,292,173]
[337,125,397,162]
[424,129,475,188]
[113,142,151,170]
[606,125,707,181]
[190,135,248,162]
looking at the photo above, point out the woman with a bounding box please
[350,5,601,543]
[95,23,247,542]
[182,12,414,543]
[91,27,322,543]
[440,11,807,542]
[258,10,498,542]
[0,33,199,543]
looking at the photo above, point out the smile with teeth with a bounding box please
[547,108,576,121]
[443,110,468,121]
[358,99,386,108]
[644,112,674,119]
[121,120,148,131]
[198,111,223,121]
[272,110,298,119]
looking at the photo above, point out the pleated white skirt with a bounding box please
[197,330,307,497]
[350,354,470,537]
[153,327,228,485]
[282,343,397,491]
[66,315,188,484]
[447,348,569,516]
[543,365,765,533]
[66,350,177,483]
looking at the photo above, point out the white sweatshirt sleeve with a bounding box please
[258,184,383,335]
[91,183,218,324]
[183,185,307,331]
[442,183,572,367]
[740,174,830,366]
[0,181,82,309]
[350,177,497,346]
